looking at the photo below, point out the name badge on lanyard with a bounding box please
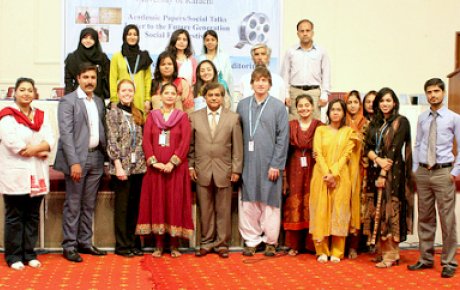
[131,152,137,163]
[248,140,254,152]
[300,156,307,167]
[159,130,167,146]
[159,130,170,146]
[124,55,140,86]
[248,96,270,153]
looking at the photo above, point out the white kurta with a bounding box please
[0,105,55,195]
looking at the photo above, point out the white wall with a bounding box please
[1,0,460,97]
[0,0,62,96]
[282,0,460,95]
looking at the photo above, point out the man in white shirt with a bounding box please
[281,19,331,120]
[237,44,287,107]
[54,63,107,262]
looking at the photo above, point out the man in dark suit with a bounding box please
[54,63,107,262]
[189,82,243,258]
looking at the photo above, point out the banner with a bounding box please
[64,0,282,83]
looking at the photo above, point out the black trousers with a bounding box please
[111,173,143,252]
[3,194,44,266]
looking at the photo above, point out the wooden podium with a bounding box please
[447,68,460,113]
[447,32,460,114]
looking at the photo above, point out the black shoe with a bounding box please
[441,266,456,278]
[63,249,83,262]
[115,250,134,257]
[407,261,434,271]
[131,248,144,256]
[78,245,107,256]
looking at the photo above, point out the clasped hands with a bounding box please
[323,173,337,189]
[153,162,175,173]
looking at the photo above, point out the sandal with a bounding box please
[348,249,358,259]
[330,256,341,263]
[317,254,328,263]
[375,259,399,268]
[371,256,383,263]
[170,248,181,258]
[152,248,163,258]
[288,249,298,256]
[242,246,256,256]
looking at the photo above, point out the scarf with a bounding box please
[121,25,153,73]
[0,107,44,131]
[150,109,184,131]
[117,102,132,114]
[65,28,106,76]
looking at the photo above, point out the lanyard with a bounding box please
[124,55,140,82]
[249,96,270,140]
[375,122,389,154]
[122,112,137,148]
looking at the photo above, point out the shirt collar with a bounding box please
[207,106,222,115]
[77,86,93,100]
[296,43,317,51]
[432,105,447,117]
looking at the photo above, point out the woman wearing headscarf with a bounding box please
[64,27,110,99]
[110,24,153,116]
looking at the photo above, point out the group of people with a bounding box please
[0,19,457,279]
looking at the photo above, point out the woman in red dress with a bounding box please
[283,94,322,256]
[136,83,193,258]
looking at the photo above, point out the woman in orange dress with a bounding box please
[344,90,368,259]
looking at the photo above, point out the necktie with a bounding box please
[427,111,438,167]
[210,111,218,137]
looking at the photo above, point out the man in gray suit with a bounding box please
[54,63,107,262]
[189,82,243,258]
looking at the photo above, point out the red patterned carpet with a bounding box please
[0,249,458,289]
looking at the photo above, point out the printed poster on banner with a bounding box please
[64,0,282,86]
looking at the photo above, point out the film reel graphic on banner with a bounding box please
[235,12,270,49]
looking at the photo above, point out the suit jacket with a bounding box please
[188,107,243,187]
[54,90,106,175]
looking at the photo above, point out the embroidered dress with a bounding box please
[283,119,322,250]
[136,109,194,239]
[363,115,414,245]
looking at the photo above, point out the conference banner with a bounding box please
[64,0,282,84]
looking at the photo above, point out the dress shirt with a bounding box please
[207,106,222,126]
[413,105,460,176]
[281,43,331,101]
[77,87,99,149]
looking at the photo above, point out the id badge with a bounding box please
[300,156,307,168]
[248,140,254,152]
[131,152,137,163]
[159,131,166,146]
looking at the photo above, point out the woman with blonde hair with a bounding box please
[106,79,146,257]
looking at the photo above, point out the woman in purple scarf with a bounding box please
[135,83,193,258]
